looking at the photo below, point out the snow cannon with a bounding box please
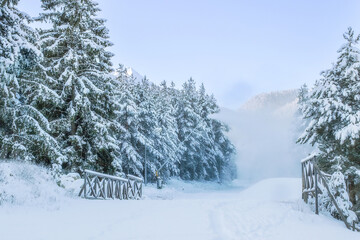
[155,171,162,189]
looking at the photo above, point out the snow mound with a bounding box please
[0,161,67,207]
[58,172,84,197]
[240,178,302,202]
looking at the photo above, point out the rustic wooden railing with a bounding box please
[127,174,143,199]
[78,170,143,200]
[301,155,354,230]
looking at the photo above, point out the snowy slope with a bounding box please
[126,67,143,83]
[240,89,298,112]
[0,161,67,207]
[0,177,358,240]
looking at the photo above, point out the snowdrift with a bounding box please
[240,178,301,202]
[0,161,67,206]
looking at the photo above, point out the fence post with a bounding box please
[301,162,305,201]
[315,168,319,215]
[84,171,87,199]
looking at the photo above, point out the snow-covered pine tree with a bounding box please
[298,84,309,106]
[298,27,360,213]
[294,85,310,143]
[197,83,236,181]
[151,80,181,178]
[298,27,360,172]
[177,78,206,180]
[0,0,64,171]
[113,65,144,176]
[135,77,167,177]
[190,83,216,180]
[210,116,237,181]
[38,0,119,173]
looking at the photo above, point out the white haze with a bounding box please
[216,90,313,182]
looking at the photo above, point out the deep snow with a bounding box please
[0,167,358,240]
[0,161,67,207]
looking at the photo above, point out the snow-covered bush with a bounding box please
[58,172,84,197]
[316,171,358,225]
[0,161,67,206]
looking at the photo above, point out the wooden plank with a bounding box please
[84,172,87,199]
[107,180,113,199]
[303,188,316,193]
[123,182,128,200]
[96,177,105,199]
[78,183,85,197]
[102,178,106,199]
[127,174,143,182]
[302,162,305,200]
[138,183,142,198]
[114,181,120,199]
[315,169,319,215]
[85,170,128,182]
[87,176,97,198]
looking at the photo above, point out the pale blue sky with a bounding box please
[18,0,360,109]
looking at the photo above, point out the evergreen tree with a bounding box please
[0,0,64,170]
[197,84,220,180]
[136,78,161,175]
[176,78,203,179]
[113,65,144,176]
[39,0,118,173]
[197,84,236,180]
[211,117,237,181]
[152,81,181,178]
[298,28,360,171]
[298,27,360,213]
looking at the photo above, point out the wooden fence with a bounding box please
[78,170,143,200]
[301,155,356,231]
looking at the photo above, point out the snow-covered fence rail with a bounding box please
[301,156,353,230]
[78,170,143,200]
[301,156,329,207]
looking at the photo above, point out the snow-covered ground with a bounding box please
[0,163,358,240]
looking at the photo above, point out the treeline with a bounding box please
[0,0,236,181]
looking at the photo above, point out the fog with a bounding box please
[216,90,313,182]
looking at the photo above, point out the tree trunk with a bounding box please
[71,82,77,135]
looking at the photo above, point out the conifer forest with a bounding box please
[0,0,236,181]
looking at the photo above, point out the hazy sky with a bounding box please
[18,0,360,109]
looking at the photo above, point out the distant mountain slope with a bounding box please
[240,89,298,112]
[125,67,143,83]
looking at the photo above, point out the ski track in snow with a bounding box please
[0,178,359,240]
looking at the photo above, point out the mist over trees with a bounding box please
[0,0,236,182]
